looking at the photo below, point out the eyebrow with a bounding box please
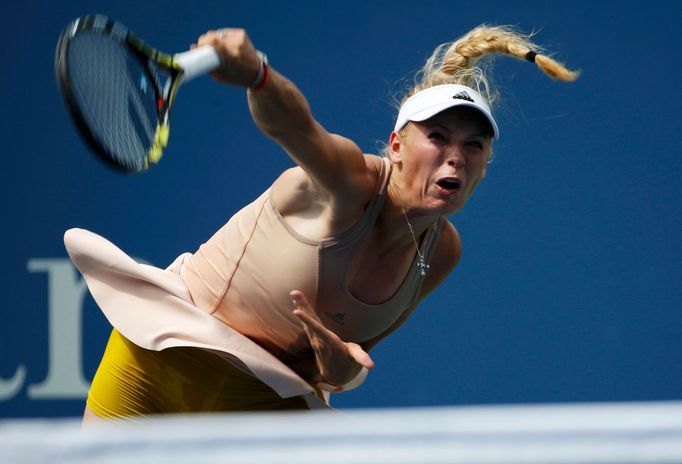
[429,124,489,139]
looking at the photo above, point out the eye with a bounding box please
[466,140,484,150]
[428,131,447,141]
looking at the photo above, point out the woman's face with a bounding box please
[389,106,493,215]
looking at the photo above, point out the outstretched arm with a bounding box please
[196,29,373,203]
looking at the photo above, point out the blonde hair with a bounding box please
[378,25,578,157]
[404,24,579,108]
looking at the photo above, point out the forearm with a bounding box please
[195,28,317,144]
[200,28,368,197]
[246,68,368,191]
[247,69,316,142]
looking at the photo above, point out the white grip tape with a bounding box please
[174,46,221,83]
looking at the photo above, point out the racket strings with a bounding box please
[66,31,158,171]
[142,58,174,119]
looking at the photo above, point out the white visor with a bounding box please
[394,84,499,138]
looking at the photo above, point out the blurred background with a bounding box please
[1,0,680,418]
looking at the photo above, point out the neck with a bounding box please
[380,176,438,250]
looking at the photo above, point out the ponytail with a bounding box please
[404,25,579,107]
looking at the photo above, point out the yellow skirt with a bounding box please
[87,330,310,420]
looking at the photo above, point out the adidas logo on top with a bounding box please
[325,312,346,326]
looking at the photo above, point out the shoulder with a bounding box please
[362,154,387,186]
[270,166,319,217]
[270,154,386,237]
[273,154,385,214]
[431,220,462,276]
[437,220,462,263]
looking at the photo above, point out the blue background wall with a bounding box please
[1,0,680,418]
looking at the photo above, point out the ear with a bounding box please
[481,148,493,179]
[387,130,403,165]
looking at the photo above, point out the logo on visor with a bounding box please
[452,91,474,102]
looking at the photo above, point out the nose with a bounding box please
[445,143,466,168]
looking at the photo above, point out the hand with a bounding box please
[290,290,374,391]
[194,28,261,87]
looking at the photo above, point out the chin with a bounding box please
[429,199,465,216]
[446,195,472,214]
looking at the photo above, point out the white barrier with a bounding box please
[2,401,681,463]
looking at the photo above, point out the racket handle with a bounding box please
[174,46,221,83]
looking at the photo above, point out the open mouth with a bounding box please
[436,177,461,192]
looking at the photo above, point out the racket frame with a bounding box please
[56,15,220,173]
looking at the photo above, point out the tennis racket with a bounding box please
[55,15,221,173]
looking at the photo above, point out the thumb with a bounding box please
[347,343,375,370]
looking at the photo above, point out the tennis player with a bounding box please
[65,24,577,423]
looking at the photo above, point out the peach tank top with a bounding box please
[180,158,441,363]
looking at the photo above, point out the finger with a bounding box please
[196,32,213,48]
[292,308,340,345]
[290,290,317,319]
[290,290,317,325]
[346,343,375,369]
[197,30,224,48]
[290,290,331,343]
[290,291,336,337]
[292,310,317,347]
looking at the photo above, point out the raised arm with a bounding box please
[196,29,373,202]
